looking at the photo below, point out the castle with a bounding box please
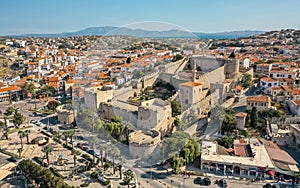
[76,56,240,159]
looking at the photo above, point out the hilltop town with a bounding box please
[0,29,300,188]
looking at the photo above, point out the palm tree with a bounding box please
[17,147,23,158]
[90,137,98,164]
[99,144,106,167]
[41,85,55,101]
[62,131,70,145]
[43,144,53,166]
[13,111,26,128]
[117,156,126,179]
[72,150,80,171]
[18,130,25,149]
[24,130,31,144]
[22,82,35,98]
[111,147,120,174]
[68,130,75,148]
[0,120,9,140]
[53,131,62,143]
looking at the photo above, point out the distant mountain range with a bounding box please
[7,26,265,39]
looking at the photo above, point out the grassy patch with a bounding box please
[8,125,33,134]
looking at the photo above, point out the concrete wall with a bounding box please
[56,105,74,124]
[128,130,161,159]
[99,103,138,125]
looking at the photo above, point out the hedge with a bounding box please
[50,167,65,179]
[0,148,19,159]
[91,171,98,178]
[33,156,49,167]
[41,130,52,138]
[81,154,92,162]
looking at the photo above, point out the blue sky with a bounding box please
[0,0,299,35]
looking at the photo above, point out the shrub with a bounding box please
[63,143,73,150]
[50,167,65,179]
[41,130,52,138]
[103,180,111,186]
[80,183,90,187]
[91,171,98,178]
[82,154,92,161]
[0,149,19,159]
[33,156,49,167]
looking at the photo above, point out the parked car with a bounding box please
[35,122,42,126]
[203,177,211,186]
[83,146,90,152]
[218,179,227,187]
[88,149,95,155]
[77,143,84,149]
[194,177,202,185]
[30,120,37,124]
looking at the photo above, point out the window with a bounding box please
[243,169,249,176]
[249,171,256,176]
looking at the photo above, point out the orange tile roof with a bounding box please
[293,100,300,106]
[0,85,21,93]
[246,96,270,103]
[292,90,300,95]
[260,77,276,82]
[271,86,281,91]
[180,82,202,87]
[66,79,74,84]
[282,85,292,91]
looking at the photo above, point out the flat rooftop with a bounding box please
[201,141,274,168]
[110,100,138,112]
[129,130,160,145]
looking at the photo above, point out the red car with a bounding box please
[77,143,84,149]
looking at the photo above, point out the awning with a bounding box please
[266,170,275,176]
[288,164,300,172]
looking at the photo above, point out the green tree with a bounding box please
[17,147,23,158]
[218,136,234,148]
[24,130,31,144]
[43,144,53,166]
[170,153,184,174]
[65,99,72,104]
[72,150,81,170]
[41,85,56,100]
[111,147,120,174]
[240,73,252,88]
[13,111,26,128]
[22,82,35,97]
[18,130,26,149]
[62,131,70,145]
[18,159,73,188]
[4,107,15,116]
[171,100,181,117]
[47,100,60,111]
[68,130,75,148]
[123,169,134,188]
[174,117,185,130]
[117,156,126,179]
[0,119,9,140]
[221,108,237,134]
[250,107,258,128]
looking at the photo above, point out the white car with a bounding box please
[30,120,37,124]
